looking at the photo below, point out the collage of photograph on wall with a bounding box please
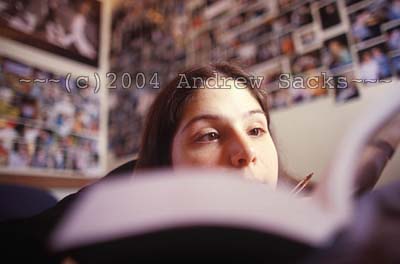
[108,0,187,158]
[187,0,400,110]
[107,0,400,159]
[0,56,100,173]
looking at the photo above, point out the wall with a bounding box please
[271,81,400,187]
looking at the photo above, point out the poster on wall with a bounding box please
[0,56,100,175]
[0,0,101,66]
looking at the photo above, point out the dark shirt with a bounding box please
[0,160,137,263]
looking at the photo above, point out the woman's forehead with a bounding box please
[180,86,264,121]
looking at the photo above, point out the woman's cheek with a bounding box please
[184,146,220,166]
[255,137,278,162]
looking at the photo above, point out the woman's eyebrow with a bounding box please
[181,110,266,133]
[246,109,265,117]
[181,114,221,133]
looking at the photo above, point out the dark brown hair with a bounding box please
[135,62,270,169]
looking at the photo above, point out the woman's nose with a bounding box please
[230,135,257,168]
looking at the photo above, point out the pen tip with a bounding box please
[305,172,313,181]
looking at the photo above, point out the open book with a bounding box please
[50,88,400,258]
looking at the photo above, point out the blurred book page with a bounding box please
[51,169,343,252]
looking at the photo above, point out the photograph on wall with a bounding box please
[255,36,281,64]
[357,42,392,82]
[267,88,292,111]
[348,4,386,44]
[0,0,100,66]
[386,0,400,20]
[279,32,295,56]
[390,54,400,77]
[291,49,322,74]
[256,58,288,92]
[322,33,353,72]
[237,42,257,67]
[318,1,342,30]
[288,69,329,106]
[383,22,400,52]
[278,0,298,12]
[332,70,360,103]
[224,1,276,31]
[293,25,321,54]
[291,2,313,28]
[237,20,273,43]
[0,56,100,173]
[272,10,293,35]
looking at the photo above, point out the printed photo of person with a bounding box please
[279,33,295,56]
[255,37,280,64]
[357,44,392,81]
[249,57,289,92]
[267,88,292,111]
[0,0,100,66]
[238,21,273,43]
[226,0,274,29]
[300,30,316,46]
[390,55,400,77]
[293,25,321,54]
[287,69,328,106]
[227,11,245,30]
[291,3,313,27]
[318,1,341,30]
[384,24,400,51]
[248,3,270,19]
[227,4,267,30]
[291,49,322,74]
[278,0,298,12]
[322,34,353,71]
[237,43,257,67]
[387,0,400,20]
[301,70,329,98]
[257,59,287,92]
[272,11,293,34]
[349,6,386,43]
[332,70,360,103]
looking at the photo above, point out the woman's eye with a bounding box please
[248,127,265,136]
[196,132,220,142]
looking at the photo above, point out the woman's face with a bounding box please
[171,79,279,187]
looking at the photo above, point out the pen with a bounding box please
[291,172,314,196]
